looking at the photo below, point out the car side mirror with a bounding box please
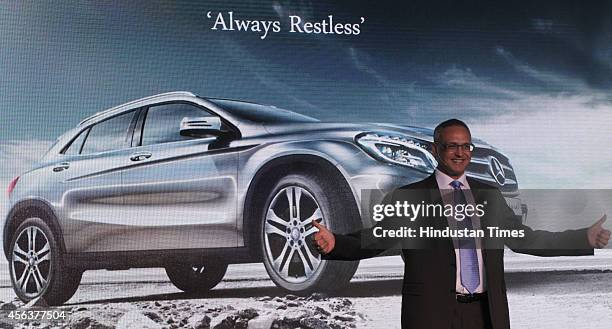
[179,116,225,137]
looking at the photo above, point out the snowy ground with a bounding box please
[0,250,610,328]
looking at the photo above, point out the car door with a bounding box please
[50,109,139,253]
[118,102,239,251]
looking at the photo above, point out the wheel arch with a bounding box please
[3,199,66,259]
[241,154,361,259]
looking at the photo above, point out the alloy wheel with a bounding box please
[264,186,325,283]
[11,225,52,298]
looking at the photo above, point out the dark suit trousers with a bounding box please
[451,297,493,329]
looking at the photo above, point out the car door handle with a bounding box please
[52,162,70,172]
[130,152,152,162]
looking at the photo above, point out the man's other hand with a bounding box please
[312,220,335,254]
[588,215,611,248]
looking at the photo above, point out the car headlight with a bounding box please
[355,132,437,172]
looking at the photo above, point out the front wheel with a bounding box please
[9,217,82,305]
[260,172,359,294]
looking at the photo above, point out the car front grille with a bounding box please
[467,148,519,196]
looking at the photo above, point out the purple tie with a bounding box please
[450,180,480,293]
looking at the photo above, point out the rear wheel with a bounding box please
[260,172,359,294]
[9,217,82,305]
[165,263,228,293]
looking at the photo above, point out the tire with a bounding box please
[8,217,82,305]
[165,263,228,293]
[260,172,360,294]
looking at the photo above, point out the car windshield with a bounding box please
[206,98,319,123]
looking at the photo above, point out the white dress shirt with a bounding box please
[434,169,486,294]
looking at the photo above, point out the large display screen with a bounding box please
[1,1,610,328]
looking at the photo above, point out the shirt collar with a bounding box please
[434,168,470,190]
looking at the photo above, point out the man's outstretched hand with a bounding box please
[588,215,611,249]
[312,220,335,254]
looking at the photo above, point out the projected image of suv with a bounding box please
[3,91,525,304]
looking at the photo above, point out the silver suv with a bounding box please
[3,91,525,304]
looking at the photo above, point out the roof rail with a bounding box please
[78,91,197,126]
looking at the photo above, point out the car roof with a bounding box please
[78,91,197,126]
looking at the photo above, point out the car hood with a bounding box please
[263,122,493,148]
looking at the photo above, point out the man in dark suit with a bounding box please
[312,119,610,329]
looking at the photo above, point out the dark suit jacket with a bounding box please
[324,174,593,329]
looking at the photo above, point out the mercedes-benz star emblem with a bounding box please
[489,156,506,186]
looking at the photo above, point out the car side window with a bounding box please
[81,111,136,154]
[141,103,214,146]
[62,128,89,155]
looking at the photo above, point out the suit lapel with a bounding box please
[466,177,492,268]
[420,174,453,248]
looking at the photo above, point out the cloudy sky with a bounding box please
[1,0,612,193]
